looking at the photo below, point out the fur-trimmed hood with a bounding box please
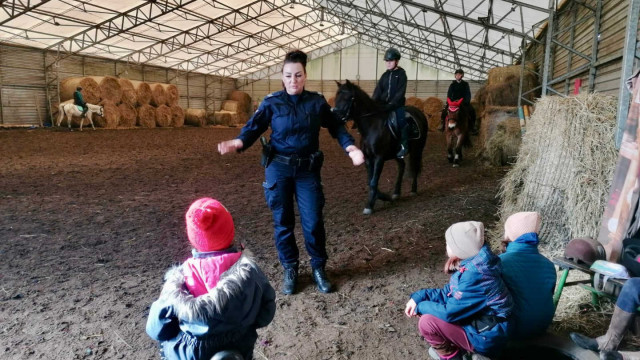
[146,251,276,358]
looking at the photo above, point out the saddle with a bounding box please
[387,110,421,140]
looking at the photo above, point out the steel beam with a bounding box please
[616,0,640,147]
[0,0,51,26]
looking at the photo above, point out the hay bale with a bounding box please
[484,117,522,166]
[484,75,521,107]
[117,103,137,127]
[87,76,122,104]
[221,100,239,112]
[137,104,156,128]
[228,90,251,113]
[94,101,120,129]
[406,97,424,110]
[160,84,179,106]
[130,80,152,105]
[487,63,536,86]
[327,96,336,108]
[149,83,167,106]
[60,77,101,104]
[170,105,184,127]
[236,111,250,124]
[490,94,619,257]
[478,106,518,147]
[210,111,233,126]
[422,97,444,131]
[155,104,171,127]
[184,108,206,127]
[118,78,137,107]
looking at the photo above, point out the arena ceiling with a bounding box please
[0,0,552,80]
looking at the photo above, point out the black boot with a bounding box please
[396,126,409,158]
[312,267,333,293]
[281,262,298,295]
[600,351,624,360]
[570,332,599,351]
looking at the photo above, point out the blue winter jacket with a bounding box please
[146,253,276,360]
[236,90,354,156]
[500,232,556,340]
[410,244,513,356]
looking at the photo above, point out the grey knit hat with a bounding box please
[445,221,485,259]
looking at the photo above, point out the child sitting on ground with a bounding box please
[146,197,276,360]
[404,221,513,360]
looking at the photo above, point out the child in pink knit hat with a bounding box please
[146,198,276,360]
[499,211,556,341]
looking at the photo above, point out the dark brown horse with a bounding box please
[444,98,472,167]
[333,80,428,214]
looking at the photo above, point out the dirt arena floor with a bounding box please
[1,126,510,359]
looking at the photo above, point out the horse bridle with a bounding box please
[334,92,385,122]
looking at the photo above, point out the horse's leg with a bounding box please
[392,158,405,200]
[88,112,96,130]
[446,133,454,163]
[364,157,385,215]
[453,133,463,167]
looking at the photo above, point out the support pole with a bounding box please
[616,0,640,148]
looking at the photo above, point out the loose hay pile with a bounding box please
[491,94,619,257]
[422,97,444,131]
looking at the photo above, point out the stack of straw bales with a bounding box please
[210,90,252,126]
[422,97,444,131]
[490,94,618,257]
[59,76,184,129]
[474,64,539,119]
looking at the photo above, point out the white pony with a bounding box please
[56,102,104,131]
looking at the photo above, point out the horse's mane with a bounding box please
[343,80,384,112]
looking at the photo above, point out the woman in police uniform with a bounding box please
[218,50,364,295]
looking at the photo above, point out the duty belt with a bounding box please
[273,154,311,167]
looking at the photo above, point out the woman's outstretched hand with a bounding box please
[218,139,243,155]
[345,145,364,166]
[404,298,418,318]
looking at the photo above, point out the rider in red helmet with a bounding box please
[373,47,409,158]
[440,69,477,135]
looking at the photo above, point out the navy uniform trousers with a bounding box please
[262,160,327,269]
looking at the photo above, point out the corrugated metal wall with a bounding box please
[524,0,636,95]
[0,44,237,126]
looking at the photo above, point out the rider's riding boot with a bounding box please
[312,266,333,293]
[396,126,410,158]
[571,305,634,351]
[281,262,298,295]
[600,351,624,360]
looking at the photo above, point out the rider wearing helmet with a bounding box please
[373,47,409,158]
[440,69,477,135]
[73,86,89,118]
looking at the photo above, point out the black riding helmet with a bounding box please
[455,69,464,75]
[76,86,82,91]
[384,48,401,61]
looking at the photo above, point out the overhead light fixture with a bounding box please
[319,7,325,27]
[53,17,60,26]
[290,0,295,9]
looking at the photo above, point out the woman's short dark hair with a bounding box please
[283,50,307,72]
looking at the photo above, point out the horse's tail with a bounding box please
[405,106,428,178]
[56,103,65,126]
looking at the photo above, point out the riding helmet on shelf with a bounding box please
[455,69,464,75]
[564,237,606,266]
[384,48,401,61]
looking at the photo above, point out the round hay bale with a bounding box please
[221,100,239,112]
[137,104,156,128]
[211,111,233,126]
[236,111,249,125]
[229,90,251,113]
[155,105,172,127]
[129,80,152,105]
[87,76,122,104]
[327,96,336,108]
[422,97,444,131]
[170,105,184,127]
[118,78,137,107]
[95,101,120,129]
[117,103,137,127]
[149,83,167,106]
[406,97,424,109]
[184,108,206,127]
[160,84,179,106]
[60,77,101,104]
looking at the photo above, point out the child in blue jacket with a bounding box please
[405,221,513,360]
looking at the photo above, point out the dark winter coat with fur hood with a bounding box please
[146,252,276,360]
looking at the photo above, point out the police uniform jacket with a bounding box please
[372,67,407,111]
[236,90,354,156]
[447,80,472,104]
